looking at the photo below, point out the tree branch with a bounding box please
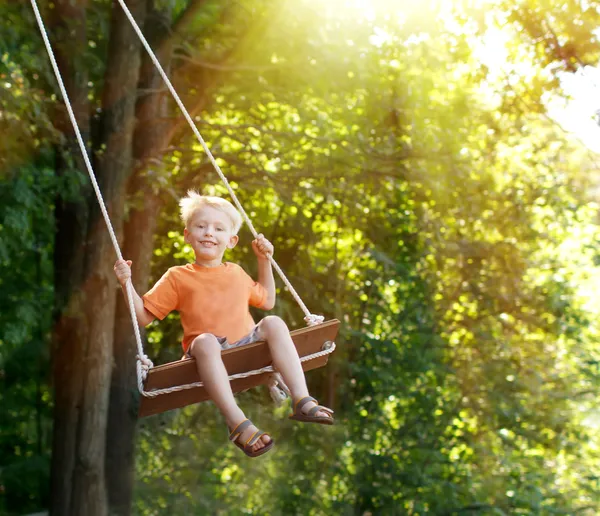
[173,52,281,72]
[154,0,212,58]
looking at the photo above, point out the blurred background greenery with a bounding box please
[1,0,600,514]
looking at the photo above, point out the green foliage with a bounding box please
[0,18,58,514]
[0,156,55,516]
[133,1,600,514]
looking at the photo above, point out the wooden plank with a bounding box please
[139,319,340,417]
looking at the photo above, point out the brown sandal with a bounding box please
[289,396,335,425]
[229,419,274,458]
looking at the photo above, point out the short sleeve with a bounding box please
[143,268,179,320]
[239,266,267,309]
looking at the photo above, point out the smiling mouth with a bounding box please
[199,241,217,246]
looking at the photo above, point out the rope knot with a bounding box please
[137,354,154,380]
[304,314,324,326]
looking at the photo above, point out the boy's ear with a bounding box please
[227,235,239,249]
[183,227,189,242]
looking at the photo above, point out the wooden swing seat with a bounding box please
[139,319,340,417]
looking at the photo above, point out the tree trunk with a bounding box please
[69,0,145,514]
[104,1,230,505]
[104,0,260,511]
[49,0,90,514]
[50,0,144,513]
[105,3,169,513]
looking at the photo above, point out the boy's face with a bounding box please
[184,206,238,266]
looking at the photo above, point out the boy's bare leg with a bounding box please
[190,334,271,452]
[258,316,332,419]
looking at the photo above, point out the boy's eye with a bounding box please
[216,227,224,232]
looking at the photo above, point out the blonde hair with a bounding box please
[179,191,243,234]
[179,190,242,235]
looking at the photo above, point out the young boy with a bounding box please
[114,191,333,457]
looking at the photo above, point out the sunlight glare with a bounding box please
[317,0,410,22]
[548,66,600,153]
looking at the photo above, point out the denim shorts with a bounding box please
[186,325,261,357]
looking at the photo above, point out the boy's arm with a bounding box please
[252,235,276,310]
[120,283,155,327]
[114,259,155,327]
[257,258,276,310]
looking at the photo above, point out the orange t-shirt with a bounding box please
[142,262,267,352]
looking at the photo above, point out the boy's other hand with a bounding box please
[252,234,274,261]
[114,259,133,286]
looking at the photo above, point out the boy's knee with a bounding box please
[259,315,287,334]
[190,333,221,358]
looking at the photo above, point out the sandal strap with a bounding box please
[308,405,335,417]
[244,430,260,447]
[294,396,317,413]
[229,419,252,441]
[245,430,269,448]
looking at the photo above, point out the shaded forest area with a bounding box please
[1,0,600,514]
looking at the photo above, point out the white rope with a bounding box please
[29,0,150,396]
[143,342,336,398]
[114,0,323,327]
[31,0,326,399]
